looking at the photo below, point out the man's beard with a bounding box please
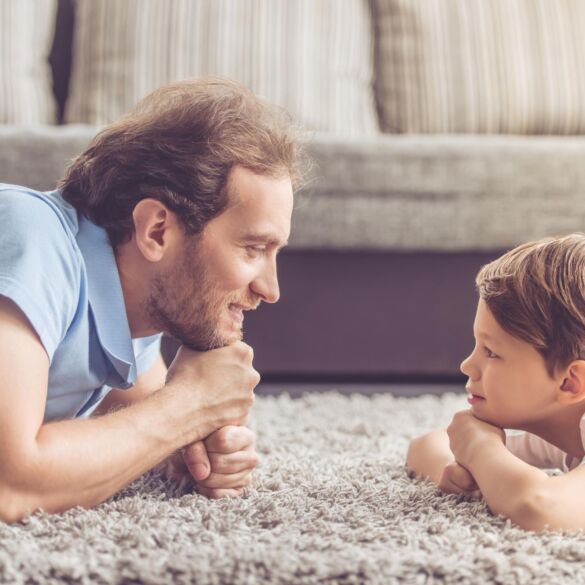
[145,243,259,351]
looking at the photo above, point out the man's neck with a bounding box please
[115,246,159,339]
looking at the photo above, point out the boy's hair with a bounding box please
[476,233,585,376]
[59,77,306,248]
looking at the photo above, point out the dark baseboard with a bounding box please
[162,249,503,381]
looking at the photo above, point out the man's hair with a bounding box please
[476,233,585,376]
[59,77,306,248]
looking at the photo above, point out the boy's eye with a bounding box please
[483,346,498,359]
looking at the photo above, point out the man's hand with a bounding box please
[438,461,481,498]
[447,410,505,470]
[166,426,258,498]
[164,342,259,442]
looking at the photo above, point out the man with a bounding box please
[0,78,304,522]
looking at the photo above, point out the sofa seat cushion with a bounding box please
[1,127,584,252]
[294,134,585,251]
[0,125,96,193]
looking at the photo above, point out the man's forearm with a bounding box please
[4,386,199,521]
[406,430,454,484]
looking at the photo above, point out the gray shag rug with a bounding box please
[3,392,585,584]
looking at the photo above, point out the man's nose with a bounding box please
[252,260,280,304]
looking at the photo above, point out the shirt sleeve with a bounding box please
[505,430,569,471]
[132,333,163,377]
[0,188,81,362]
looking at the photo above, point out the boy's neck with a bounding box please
[523,404,585,460]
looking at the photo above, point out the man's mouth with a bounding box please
[228,303,253,324]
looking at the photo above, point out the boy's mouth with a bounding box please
[466,386,486,404]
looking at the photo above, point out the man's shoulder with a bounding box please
[0,184,80,239]
[0,185,84,361]
[0,183,83,293]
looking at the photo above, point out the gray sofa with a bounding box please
[3,0,585,382]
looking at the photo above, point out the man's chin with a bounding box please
[197,328,243,351]
[222,326,243,345]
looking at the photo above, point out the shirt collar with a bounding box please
[76,214,137,387]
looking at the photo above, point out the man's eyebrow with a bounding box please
[241,234,289,248]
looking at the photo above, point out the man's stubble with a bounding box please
[145,241,257,351]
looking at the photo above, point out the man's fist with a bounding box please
[164,342,259,440]
[167,426,259,498]
[438,461,481,498]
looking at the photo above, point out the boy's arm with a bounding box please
[446,410,585,531]
[407,429,455,483]
[407,429,480,495]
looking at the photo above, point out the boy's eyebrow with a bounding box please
[475,330,499,344]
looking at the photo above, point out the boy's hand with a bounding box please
[438,461,481,498]
[447,410,505,469]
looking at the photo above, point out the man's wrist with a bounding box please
[146,382,202,450]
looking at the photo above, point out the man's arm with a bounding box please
[96,345,260,500]
[93,352,167,416]
[0,297,257,522]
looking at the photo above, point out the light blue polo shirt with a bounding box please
[0,184,162,422]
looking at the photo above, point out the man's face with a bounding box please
[147,166,293,350]
[459,299,560,430]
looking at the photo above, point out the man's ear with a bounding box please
[557,360,585,405]
[132,198,177,262]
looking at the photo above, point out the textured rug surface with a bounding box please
[3,392,585,584]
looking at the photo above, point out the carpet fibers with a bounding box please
[2,392,585,584]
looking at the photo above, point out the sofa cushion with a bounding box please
[0,126,95,191]
[373,0,585,134]
[2,127,584,252]
[293,134,585,251]
[64,0,378,136]
[0,0,58,124]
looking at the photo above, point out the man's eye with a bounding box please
[483,346,498,359]
[246,246,265,257]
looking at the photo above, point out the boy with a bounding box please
[407,233,585,531]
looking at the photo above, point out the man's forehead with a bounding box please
[227,166,292,198]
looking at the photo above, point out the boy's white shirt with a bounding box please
[505,416,585,472]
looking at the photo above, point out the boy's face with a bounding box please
[460,299,560,430]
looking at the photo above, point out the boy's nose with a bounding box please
[460,354,475,378]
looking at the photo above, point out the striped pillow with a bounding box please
[65,0,378,136]
[373,0,585,134]
[0,0,58,124]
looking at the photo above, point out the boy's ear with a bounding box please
[557,360,585,405]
